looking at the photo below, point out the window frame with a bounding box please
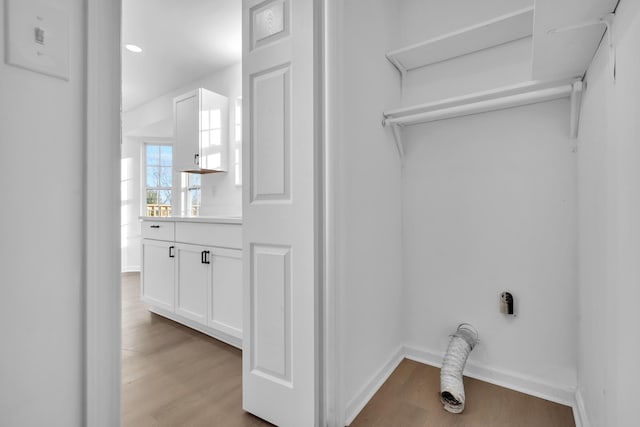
[234,97,243,187]
[142,141,174,217]
[183,172,202,216]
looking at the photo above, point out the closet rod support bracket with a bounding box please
[569,80,584,139]
[390,124,405,161]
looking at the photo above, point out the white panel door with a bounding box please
[141,239,175,311]
[175,243,208,324]
[208,247,243,339]
[242,0,320,426]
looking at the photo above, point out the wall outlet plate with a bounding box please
[4,0,70,80]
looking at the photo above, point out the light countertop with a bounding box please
[140,216,242,225]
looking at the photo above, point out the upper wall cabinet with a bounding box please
[174,88,229,174]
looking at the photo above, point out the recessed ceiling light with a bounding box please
[125,44,143,53]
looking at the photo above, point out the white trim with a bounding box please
[85,0,122,426]
[142,141,174,216]
[574,388,590,427]
[121,266,141,273]
[403,344,576,407]
[323,0,345,425]
[343,344,581,427]
[148,306,242,349]
[344,346,405,426]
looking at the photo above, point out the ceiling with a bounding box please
[122,0,242,112]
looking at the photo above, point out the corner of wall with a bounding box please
[573,387,590,427]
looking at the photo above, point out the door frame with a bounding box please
[322,1,344,425]
[85,1,339,426]
[85,1,122,426]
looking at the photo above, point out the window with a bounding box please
[234,97,242,186]
[185,173,201,216]
[145,144,172,216]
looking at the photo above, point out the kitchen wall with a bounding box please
[121,135,150,272]
[0,0,85,425]
[334,0,405,421]
[121,62,241,271]
[577,0,640,425]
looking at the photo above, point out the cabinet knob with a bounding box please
[150,225,160,229]
[194,153,200,165]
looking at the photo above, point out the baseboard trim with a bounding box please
[343,344,580,426]
[574,388,590,427]
[344,345,404,426]
[148,306,242,349]
[403,344,576,407]
[121,265,140,273]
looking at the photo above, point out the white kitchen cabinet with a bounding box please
[139,218,243,348]
[174,243,209,324]
[174,88,229,173]
[141,239,175,311]
[208,247,243,339]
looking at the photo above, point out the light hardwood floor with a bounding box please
[123,273,574,426]
[121,273,272,427]
[351,359,575,427]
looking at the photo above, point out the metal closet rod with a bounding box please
[383,82,580,128]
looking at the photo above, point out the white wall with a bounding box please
[402,101,578,392]
[396,0,533,47]
[0,0,85,425]
[397,0,534,106]
[577,1,640,425]
[336,0,405,420]
[121,62,241,271]
[402,37,532,106]
[396,0,578,397]
[121,135,151,272]
[335,0,580,420]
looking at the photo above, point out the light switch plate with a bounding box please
[4,0,70,80]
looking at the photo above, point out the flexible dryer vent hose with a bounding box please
[440,323,479,414]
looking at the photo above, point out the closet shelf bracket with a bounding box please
[569,80,584,139]
[389,123,405,160]
[548,13,616,83]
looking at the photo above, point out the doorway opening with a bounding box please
[119,1,251,425]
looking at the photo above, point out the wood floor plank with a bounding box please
[351,359,575,427]
[121,273,272,427]
[124,272,573,426]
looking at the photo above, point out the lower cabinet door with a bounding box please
[208,247,243,339]
[141,239,175,311]
[175,243,209,324]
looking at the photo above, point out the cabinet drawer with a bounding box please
[175,222,242,249]
[141,221,175,241]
